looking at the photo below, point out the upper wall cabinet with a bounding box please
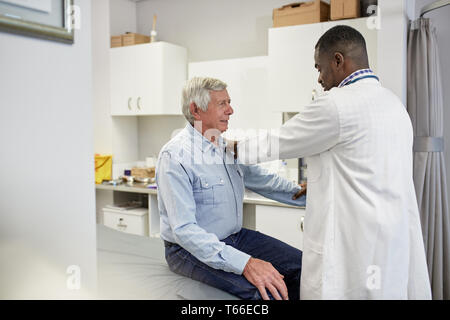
[268,23,323,113]
[110,42,187,116]
[268,17,378,112]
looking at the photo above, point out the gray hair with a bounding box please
[181,77,227,124]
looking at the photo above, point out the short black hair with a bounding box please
[315,25,368,60]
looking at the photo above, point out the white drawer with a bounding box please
[103,208,149,236]
[255,205,305,251]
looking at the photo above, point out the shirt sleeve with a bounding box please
[157,151,251,275]
[240,164,305,207]
[237,93,340,164]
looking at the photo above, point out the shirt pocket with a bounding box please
[195,176,226,206]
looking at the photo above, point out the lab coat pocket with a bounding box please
[301,235,323,290]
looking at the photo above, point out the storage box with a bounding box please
[111,35,123,48]
[103,206,149,236]
[330,0,360,20]
[122,32,150,46]
[131,167,155,179]
[273,0,330,28]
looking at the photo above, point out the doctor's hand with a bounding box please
[242,257,289,300]
[224,139,238,159]
[292,182,307,200]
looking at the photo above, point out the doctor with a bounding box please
[237,25,431,299]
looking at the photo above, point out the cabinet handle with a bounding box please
[128,97,132,110]
[300,216,305,232]
[137,97,142,110]
[312,89,317,101]
[117,217,127,230]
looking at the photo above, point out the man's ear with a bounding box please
[189,102,201,120]
[333,52,345,69]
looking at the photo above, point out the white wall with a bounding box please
[414,0,450,201]
[0,0,96,298]
[136,0,299,62]
[93,0,113,156]
[138,116,187,160]
[110,0,137,36]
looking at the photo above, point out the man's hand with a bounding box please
[242,257,288,300]
[292,182,307,200]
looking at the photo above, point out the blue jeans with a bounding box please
[164,228,302,300]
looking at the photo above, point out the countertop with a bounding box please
[95,183,305,209]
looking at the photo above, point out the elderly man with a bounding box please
[156,77,306,300]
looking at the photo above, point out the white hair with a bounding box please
[181,77,227,124]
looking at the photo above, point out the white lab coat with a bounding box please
[238,78,431,299]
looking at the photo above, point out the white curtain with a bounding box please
[407,18,450,300]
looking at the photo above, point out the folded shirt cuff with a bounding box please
[223,245,251,275]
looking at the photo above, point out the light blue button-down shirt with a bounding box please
[156,124,306,275]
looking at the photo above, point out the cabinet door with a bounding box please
[132,42,186,115]
[255,205,305,251]
[268,24,323,113]
[159,42,187,115]
[133,43,160,115]
[322,17,378,73]
[110,46,136,115]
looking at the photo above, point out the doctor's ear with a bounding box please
[333,52,345,69]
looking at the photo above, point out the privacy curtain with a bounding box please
[407,18,450,300]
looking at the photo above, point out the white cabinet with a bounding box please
[188,56,282,136]
[268,23,323,112]
[268,17,378,112]
[110,42,187,116]
[255,205,305,251]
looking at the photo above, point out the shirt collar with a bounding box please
[338,68,379,88]
[185,123,226,154]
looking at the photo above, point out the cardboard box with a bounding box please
[273,0,330,28]
[330,0,361,20]
[110,35,122,48]
[122,33,150,46]
[131,167,155,179]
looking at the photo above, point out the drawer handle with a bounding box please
[117,218,127,230]
[137,97,142,110]
[300,216,305,232]
[128,97,132,110]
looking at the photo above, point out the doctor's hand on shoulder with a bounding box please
[242,257,289,300]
